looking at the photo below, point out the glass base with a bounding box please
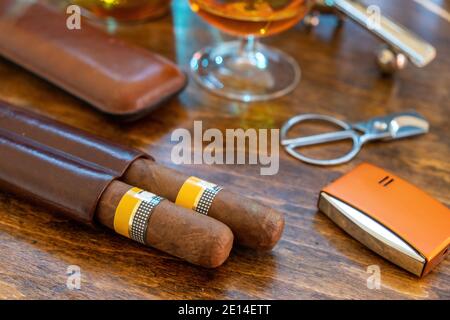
[190,40,301,102]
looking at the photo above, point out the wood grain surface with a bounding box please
[0,0,448,299]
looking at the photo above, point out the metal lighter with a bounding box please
[318,163,449,277]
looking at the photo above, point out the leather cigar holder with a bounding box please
[0,100,151,224]
[0,0,187,120]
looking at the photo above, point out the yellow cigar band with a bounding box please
[114,187,164,244]
[175,176,222,215]
[176,177,205,210]
[114,187,142,238]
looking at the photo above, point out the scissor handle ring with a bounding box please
[281,114,361,166]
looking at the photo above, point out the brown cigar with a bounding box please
[96,180,234,268]
[122,159,285,250]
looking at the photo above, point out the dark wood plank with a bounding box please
[0,0,448,299]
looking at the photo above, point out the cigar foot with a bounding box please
[206,226,235,268]
[257,207,285,250]
[212,193,285,250]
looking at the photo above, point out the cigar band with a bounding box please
[114,187,164,244]
[175,177,222,215]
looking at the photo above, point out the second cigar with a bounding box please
[123,159,285,250]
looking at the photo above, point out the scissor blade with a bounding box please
[353,111,430,142]
[282,130,356,147]
[390,115,430,139]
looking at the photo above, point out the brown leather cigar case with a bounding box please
[0,101,150,224]
[0,0,187,120]
[0,101,152,176]
[0,127,114,224]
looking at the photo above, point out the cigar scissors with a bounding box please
[281,111,429,166]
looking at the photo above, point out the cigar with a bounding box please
[96,180,234,268]
[122,159,285,250]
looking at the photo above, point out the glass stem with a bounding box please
[240,35,258,58]
[239,36,269,70]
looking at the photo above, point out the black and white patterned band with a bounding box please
[195,186,223,215]
[130,195,164,244]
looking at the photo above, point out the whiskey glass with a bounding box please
[189,0,311,102]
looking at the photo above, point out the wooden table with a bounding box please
[0,0,448,299]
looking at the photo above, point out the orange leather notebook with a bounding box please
[319,163,449,277]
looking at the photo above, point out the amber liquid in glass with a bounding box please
[73,0,170,22]
[190,0,310,37]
